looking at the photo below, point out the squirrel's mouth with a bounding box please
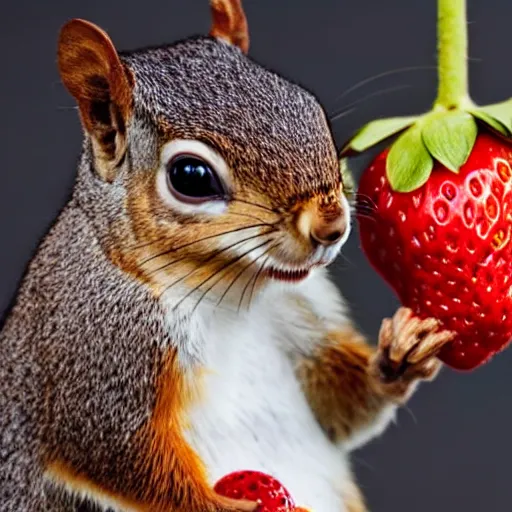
[263,261,324,283]
[262,251,335,283]
[261,240,342,283]
[263,265,312,283]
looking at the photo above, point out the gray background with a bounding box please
[1,0,510,510]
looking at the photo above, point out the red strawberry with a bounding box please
[214,470,296,512]
[358,132,512,370]
[340,0,512,371]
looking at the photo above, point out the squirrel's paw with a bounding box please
[369,307,455,398]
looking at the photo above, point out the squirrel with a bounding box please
[0,1,456,511]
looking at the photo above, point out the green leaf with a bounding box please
[341,115,418,155]
[470,108,511,137]
[476,99,512,134]
[340,158,355,199]
[421,110,477,173]
[386,125,434,193]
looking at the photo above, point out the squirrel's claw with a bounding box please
[370,307,456,394]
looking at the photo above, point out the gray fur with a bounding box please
[121,37,339,203]
[0,204,169,510]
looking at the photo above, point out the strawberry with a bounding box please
[341,0,512,370]
[358,132,512,370]
[214,470,296,512]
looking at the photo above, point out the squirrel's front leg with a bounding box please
[297,307,455,451]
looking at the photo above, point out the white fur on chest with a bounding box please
[166,276,351,512]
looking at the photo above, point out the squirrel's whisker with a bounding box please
[334,65,435,103]
[354,192,377,205]
[216,242,277,312]
[192,239,274,314]
[330,85,412,123]
[355,202,377,212]
[354,202,377,213]
[337,251,355,268]
[159,230,275,301]
[227,211,268,224]
[56,105,79,111]
[328,107,356,123]
[138,222,277,267]
[125,221,264,252]
[354,200,377,214]
[216,245,268,309]
[244,246,280,312]
[147,229,275,277]
[174,238,274,313]
[231,198,278,214]
[353,213,377,223]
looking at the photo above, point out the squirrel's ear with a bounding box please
[209,0,250,54]
[58,19,134,182]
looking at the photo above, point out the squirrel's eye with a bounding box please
[166,155,226,203]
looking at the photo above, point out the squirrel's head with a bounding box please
[58,0,351,311]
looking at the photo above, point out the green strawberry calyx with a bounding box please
[340,0,512,193]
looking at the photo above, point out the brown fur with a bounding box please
[297,328,385,443]
[132,351,209,510]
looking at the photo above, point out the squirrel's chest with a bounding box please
[179,305,350,512]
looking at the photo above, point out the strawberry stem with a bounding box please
[434,0,471,111]
[342,0,512,192]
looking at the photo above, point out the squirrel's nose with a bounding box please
[296,197,349,249]
[309,212,346,247]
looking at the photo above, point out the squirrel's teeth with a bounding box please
[264,266,310,282]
